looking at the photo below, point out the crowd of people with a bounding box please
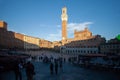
[50,58,63,75]
[9,50,72,80]
[13,60,35,80]
[13,55,65,80]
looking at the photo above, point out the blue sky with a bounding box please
[0,0,120,41]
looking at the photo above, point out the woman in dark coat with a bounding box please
[25,61,35,80]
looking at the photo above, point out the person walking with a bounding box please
[59,58,63,72]
[54,59,58,75]
[25,61,35,80]
[14,61,22,80]
[50,62,54,75]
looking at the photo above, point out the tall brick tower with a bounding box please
[61,7,68,45]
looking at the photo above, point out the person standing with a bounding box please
[25,61,35,80]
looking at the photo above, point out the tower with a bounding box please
[61,7,68,45]
[0,21,7,30]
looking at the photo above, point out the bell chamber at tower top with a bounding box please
[61,7,68,21]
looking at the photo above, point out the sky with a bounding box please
[0,0,120,41]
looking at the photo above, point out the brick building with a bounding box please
[74,28,92,41]
[0,21,14,49]
[0,21,52,50]
[39,39,53,48]
[100,38,120,55]
[24,35,40,49]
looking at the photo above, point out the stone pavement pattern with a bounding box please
[0,61,120,80]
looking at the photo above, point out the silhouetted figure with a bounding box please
[14,61,22,80]
[50,62,54,75]
[54,60,58,75]
[25,61,35,80]
[59,59,63,72]
[64,58,66,63]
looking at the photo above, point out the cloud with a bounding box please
[46,30,61,41]
[67,22,93,33]
[46,22,93,41]
[67,22,93,38]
